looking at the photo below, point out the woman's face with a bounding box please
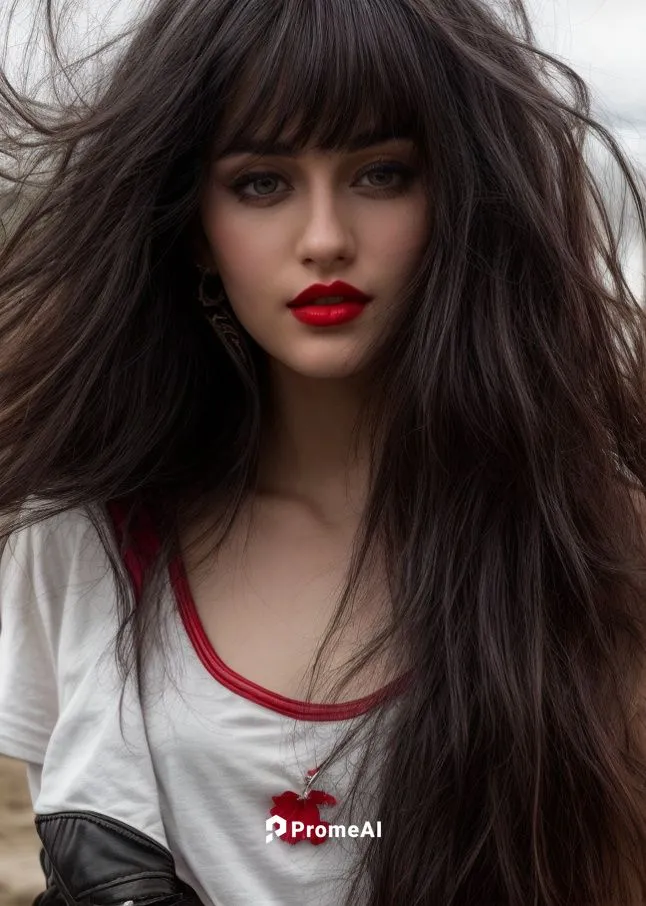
[199,133,429,380]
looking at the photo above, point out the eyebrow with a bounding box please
[219,128,413,159]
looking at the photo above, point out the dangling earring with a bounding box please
[197,266,252,371]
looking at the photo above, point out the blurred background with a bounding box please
[0,757,40,906]
[0,1,645,904]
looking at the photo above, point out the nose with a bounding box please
[295,180,356,269]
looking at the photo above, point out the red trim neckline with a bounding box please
[106,497,409,723]
[169,555,407,722]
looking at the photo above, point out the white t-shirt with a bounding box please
[0,504,399,906]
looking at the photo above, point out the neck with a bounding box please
[257,360,375,526]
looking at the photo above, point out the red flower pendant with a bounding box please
[269,768,337,845]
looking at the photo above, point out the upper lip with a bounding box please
[288,280,373,307]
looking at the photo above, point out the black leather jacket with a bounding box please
[32,811,204,906]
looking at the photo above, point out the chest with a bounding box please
[180,498,392,702]
[140,640,370,906]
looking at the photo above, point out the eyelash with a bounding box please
[229,161,415,204]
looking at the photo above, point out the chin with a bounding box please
[278,354,367,381]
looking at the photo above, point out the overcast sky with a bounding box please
[527,0,646,293]
[528,0,646,175]
[530,0,645,123]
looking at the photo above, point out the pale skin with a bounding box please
[181,134,429,701]
[199,135,428,522]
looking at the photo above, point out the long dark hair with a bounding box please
[2,0,646,902]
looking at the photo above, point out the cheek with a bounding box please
[201,207,280,335]
[370,204,429,274]
[202,204,278,286]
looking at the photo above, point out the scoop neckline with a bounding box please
[169,554,407,722]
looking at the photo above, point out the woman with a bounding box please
[1,0,646,904]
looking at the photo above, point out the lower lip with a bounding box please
[288,302,368,326]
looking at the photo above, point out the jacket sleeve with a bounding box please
[33,811,204,906]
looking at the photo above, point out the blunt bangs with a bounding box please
[210,0,433,156]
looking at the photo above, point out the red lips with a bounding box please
[288,280,372,308]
